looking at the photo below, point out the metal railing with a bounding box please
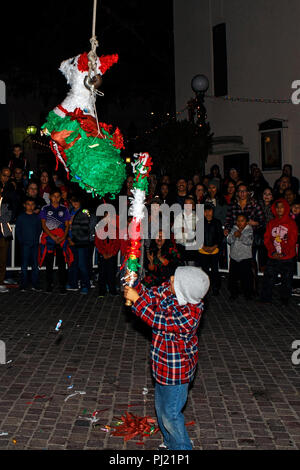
[6,226,300,279]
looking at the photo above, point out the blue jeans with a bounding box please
[21,244,39,288]
[155,382,192,450]
[68,246,90,289]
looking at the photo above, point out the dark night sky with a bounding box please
[0,0,175,135]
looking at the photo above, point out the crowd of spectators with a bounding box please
[0,143,300,305]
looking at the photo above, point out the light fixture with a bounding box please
[125,157,131,163]
[191,74,209,94]
[26,125,37,135]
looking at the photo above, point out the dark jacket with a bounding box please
[15,212,41,246]
[0,198,12,238]
[70,208,97,247]
[203,218,223,247]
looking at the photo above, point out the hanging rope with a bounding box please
[88,0,99,78]
[86,0,103,139]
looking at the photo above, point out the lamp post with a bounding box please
[188,74,212,175]
[190,74,209,128]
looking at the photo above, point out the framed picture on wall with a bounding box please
[261,129,282,171]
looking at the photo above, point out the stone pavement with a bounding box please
[0,275,300,450]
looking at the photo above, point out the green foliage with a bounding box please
[134,119,212,178]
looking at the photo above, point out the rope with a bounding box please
[88,0,99,77]
[86,0,103,140]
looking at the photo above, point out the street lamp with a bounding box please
[190,74,209,128]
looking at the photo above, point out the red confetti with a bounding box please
[185,421,195,426]
[111,412,158,443]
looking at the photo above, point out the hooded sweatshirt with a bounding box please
[264,198,298,260]
[174,266,210,306]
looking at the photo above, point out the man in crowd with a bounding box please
[175,178,188,209]
[8,144,29,175]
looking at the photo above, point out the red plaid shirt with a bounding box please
[132,281,204,385]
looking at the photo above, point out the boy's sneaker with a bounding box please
[158,442,168,449]
[80,288,88,295]
[0,285,9,293]
[31,287,42,292]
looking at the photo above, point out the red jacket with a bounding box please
[95,215,120,257]
[264,198,298,260]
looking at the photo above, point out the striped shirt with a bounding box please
[132,281,204,385]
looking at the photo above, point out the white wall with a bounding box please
[173,0,300,185]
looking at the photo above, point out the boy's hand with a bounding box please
[234,230,241,238]
[124,286,140,304]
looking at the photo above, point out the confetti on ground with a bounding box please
[12,439,17,444]
[0,432,8,437]
[111,412,159,443]
[64,391,86,402]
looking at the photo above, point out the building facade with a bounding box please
[173,0,300,185]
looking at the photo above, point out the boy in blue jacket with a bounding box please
[16,197,42,291]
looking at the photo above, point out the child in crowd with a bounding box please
[260,198,298,305]
[124,266,210,450]
[39,188,73,294]
[95,211,120,297]
[67,195,96,294]
[196,203,223,296]
[227,214,254,300]
[16,197,42,291]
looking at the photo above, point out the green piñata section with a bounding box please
[42,111,126,198]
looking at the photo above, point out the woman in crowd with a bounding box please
[207,164,223,191]
[224,180,236,206]
[173,195,199,265]
[224,168,243,189]
[194,184,206,204]
[143,229,181,287]
[39,170,53,204]
[204,181,228,226]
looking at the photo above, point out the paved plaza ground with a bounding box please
[0,274,300,451]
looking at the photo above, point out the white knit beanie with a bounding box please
[174,266,210,306]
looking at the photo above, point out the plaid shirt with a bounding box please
[132,281,204,385]
[225,200,265,231]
